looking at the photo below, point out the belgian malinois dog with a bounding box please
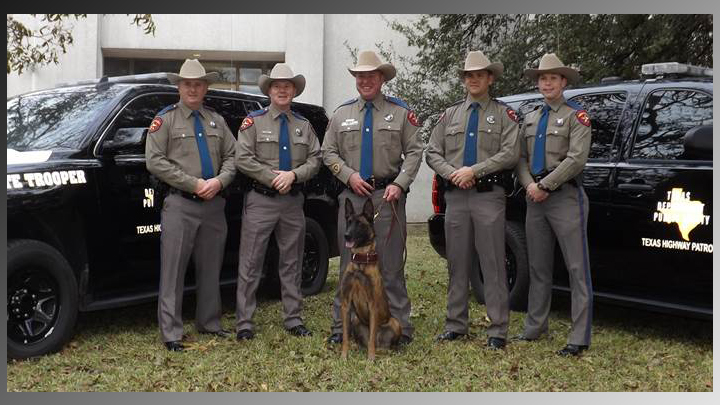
[340,198,402,360]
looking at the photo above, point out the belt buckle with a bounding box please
[367,176,376,188]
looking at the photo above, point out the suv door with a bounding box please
[94,92,179,299]
[611,86,712,313]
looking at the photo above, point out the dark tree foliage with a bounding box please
[370,14,712,141]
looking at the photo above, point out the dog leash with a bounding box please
[373,199,408,270]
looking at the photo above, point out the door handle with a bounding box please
[618,183,653,191]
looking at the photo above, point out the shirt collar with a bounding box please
[545,96,566,112]
[361,93,385,111]
[178,101,209,119]
[464,94,491,111]
[269,104,293,121]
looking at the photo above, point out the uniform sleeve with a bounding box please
[472,106,520,177]
[235,119,276,187]
[540,112,591,191]
[392,110,424,191]
[145,113,199,193]
[292,123,321,183]
[214,116,236,189]
[425,111,455,179]
[321,113,355,185]
[515,118,535,188]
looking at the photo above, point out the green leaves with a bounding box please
[7,14,156,75]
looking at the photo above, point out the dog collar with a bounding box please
[351,252,378,264]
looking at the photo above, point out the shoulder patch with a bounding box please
[575,110,591,127]
[565,100,584,111]
[149,117,163,133]
[334,98,358,112]
[506,108,519,123]
[407,110,421,127]
[240,117,254,131]
[385,96,410,110]
[291,110,308,122]
[156,104,177,116]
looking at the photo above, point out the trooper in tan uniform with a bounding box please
[426,50,519,349]
[234,63,321,340]
[515,53,593,356]
[146,59,236,351]
[322,50,423,346]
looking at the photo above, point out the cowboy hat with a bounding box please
[258,63,306,97]
[167,59,219,84]
[457,50,504,78]
[348,50,396,81]
[524,53,580,84]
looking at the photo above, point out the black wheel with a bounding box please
[469,221,529,311]
[300,218,329,296]
[7,239,79,359]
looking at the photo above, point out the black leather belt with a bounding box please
[446,171,509,193]
[365,176,395,190]
[168,187,203,202]
[250,180,302,197]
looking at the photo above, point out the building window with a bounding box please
[103,57,276,93]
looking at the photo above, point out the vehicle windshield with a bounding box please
[7,86,125,151]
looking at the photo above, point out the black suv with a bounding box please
[6,74,342,359]
[428,63,712,319]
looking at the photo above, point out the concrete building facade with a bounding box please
[7,14,436,222]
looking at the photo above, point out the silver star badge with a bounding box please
[555,118,564,126]
[486,115,495,124]
[209,121,217,128]
[295,128,302,136]
[384,114,394,122]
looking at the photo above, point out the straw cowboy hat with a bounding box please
[348,50,396,81]
[457,50,504,78]
[524,53,580,84]
[258,63,306,97]
[167,59,219,84]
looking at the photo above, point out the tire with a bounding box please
[259,217,329,297]
[7,239,79,359]
[469,221,529,311]
[300,218,329,296]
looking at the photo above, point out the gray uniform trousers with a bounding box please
[158,193,227,343]
[523,183,593,346]
[444,185,509,338]
[330,188,414,337]
[235,190,305,331]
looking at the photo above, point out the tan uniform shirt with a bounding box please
[146,101,236,193]
[321,94,423,191]
[235,104,321,187]
[516,97,592,191]
[426,94,520,179]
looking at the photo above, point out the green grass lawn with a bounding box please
[6,224,712,391]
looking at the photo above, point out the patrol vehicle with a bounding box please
[7,74,342,359]
[428,62,712,318]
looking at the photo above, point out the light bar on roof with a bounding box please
[641,62,713,77]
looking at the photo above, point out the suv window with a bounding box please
[7,86,127,151]
[632,89,713,160]
[570,92,627,160]
[204,97,248,136]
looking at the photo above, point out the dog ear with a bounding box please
[345,198,355,220]
[362,198,374,221]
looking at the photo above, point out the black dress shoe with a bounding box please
[164,341,185,352]
[200,329,233,339]
[435,331,466,342]
[397,335,413,346]
[236,329,255,341]
[327,333,343,344]
[288,325,312,337]
[487,337,507,350]
[557,344,589,356]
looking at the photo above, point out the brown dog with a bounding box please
[340,198,402,360]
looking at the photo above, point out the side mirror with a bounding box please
[102,128,148,155]
[683,125,712,160]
